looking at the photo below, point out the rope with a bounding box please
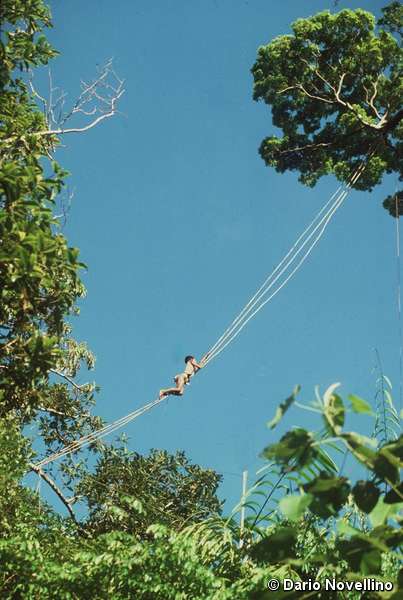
[201,161,367,366]
[395,191,402,413]
[36,155,372,468]
[37,396,167,468]
[201,185,344,363]
[204,190,348,364]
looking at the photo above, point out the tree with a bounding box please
[185,384,403,599]
[0,0,126,520]
[77,446,223,538]
[0,0,223,537]
[0,1,124,420]
[251,4,402,210]
[0,0,83,417]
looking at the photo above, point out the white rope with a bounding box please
[204,190,348,364]
[38,184,351,467]
[37,396,167,467]
[202,185,344,362]
[36,157,371,468]
[202,163,366,365]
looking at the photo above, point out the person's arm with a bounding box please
[192,358,202,371]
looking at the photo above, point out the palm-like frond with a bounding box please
[373,351,401,445]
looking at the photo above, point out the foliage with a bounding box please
[251,4,402,210]
[77,445,223,537]
[383,190,403,217]
[234,383,403,599]
[2,379,403,598]
[373,353,401,444]
[0,0,87,420]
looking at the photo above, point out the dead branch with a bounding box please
[50,368,87,391]
[335,72,346,102]
[38,406,70,417]
[3,60,124,147]
[273,141,333,154]
[53,187,75,227]
[278,84,335,104]
[0,338,18,352]
[29,462,80,525]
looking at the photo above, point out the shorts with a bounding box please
[174,373,189,386]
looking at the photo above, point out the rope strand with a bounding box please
[35,155,372,468]
[202,185,345,362]
[202,161,367,365]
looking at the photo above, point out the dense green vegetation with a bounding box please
[251,2,402,208]
[0,1,402,598]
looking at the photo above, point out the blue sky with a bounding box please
[41,0,400,513]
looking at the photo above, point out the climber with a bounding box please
[159,355,202,399]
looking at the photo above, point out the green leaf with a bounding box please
[250,526,297,563]
[323,385,345,433]
[348,394,374,415]
[303,473,350,519]
[267,385,300,430]
[261,428,319,469]
[337,538,382,575]
[384,481,403,504]
[361,549,382,575]
[369,497,403,527]
[337,520,360,537]
[373,450,400,484]
[279,493,313,520]
[352,480,380,513]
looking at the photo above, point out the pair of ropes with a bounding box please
[36,157,371,469]
[201,162,367,367]
[36,396,167,468]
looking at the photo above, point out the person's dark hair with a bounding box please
[184,355,194,363]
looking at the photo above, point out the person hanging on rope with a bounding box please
[159,355,203,399]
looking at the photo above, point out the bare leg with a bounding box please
[159,376,185,399]
[159,387,183,398]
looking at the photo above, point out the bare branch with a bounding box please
[29,462,80,524]
[366,77,389,126]
[55,421,71,445]
[36,102,123,136]
[2,60,125,148]
[273,141,333,155]
[299,57,337,93]
[270,124,367,157]
[315,68,337,95]
[50,368,87,391]
[299,65,391,132]
[278,84,335,104]
[277,85,299,94]
[37,406,70,417]
[28,74,48,115]
[369,79,380,116]
[0,338,18,352]
[335,72,347,102]
[299,84,335,104]
[53,187,75,227]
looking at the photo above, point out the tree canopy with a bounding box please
[0,0,225,566]
[251,3,402,208]
[78,447,222,537]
